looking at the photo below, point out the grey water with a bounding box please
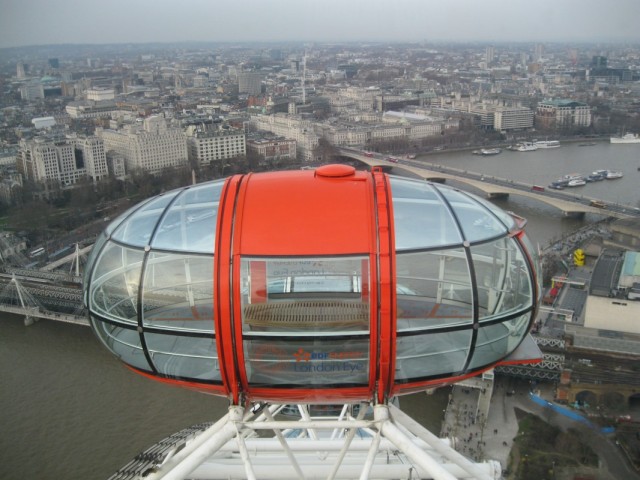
[1,140,638,479]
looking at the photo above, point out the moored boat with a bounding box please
[610,133,640,144]
[516,142,538,152]
[567,178,586,187]
[480,148,501,156]
[561,173,584,182]
[606,170,623,179]
[586,173,605,182]
[534,140,560,148]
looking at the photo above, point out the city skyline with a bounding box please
[1,0,640,49]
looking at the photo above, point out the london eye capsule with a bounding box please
[84,165,541,405]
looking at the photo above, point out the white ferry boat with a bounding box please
[610,133,640,144]
[606,170,624,179]
[479,148,501,155]
[534,140,560,149]
[567,178,586,187]
[516,142,538,152]
[592,169,623,179]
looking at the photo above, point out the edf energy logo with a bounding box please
[293,348,364,374]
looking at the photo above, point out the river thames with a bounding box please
[1,140,639,479]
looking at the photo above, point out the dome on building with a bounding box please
[84,165,541,404]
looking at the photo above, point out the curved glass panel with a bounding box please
[111,191,180,247]
[142,252,214,332]
[395,330,471,381]
[83,231,109,302]
[396,249,473,331]
[104,198,153,237]
[467,313,530,370]
[151,181,224,253]
[145,333,220,381]
[438,188,508,242]
[92,318,150,371]
[471,237,533,320]
[390,178,462,249]
[519,233,542,301]
[472,195,517,231]
[90,242,144,324]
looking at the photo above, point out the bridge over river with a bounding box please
[338,148,640,220]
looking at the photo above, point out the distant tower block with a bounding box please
[84,165,541,404]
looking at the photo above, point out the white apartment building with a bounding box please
[251,114,319,161]
[74,136,109,182]
[494,107,534,131]
[97,116,188,174]
[86,87,115,101]
[247,137,297,163]
[17,136,105,186]
[536,99,592,129]
[185,121,246,167]
[66,101,120,119]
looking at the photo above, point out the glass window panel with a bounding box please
[472,195,517,231]
[90,242,144,324]
[395,330,471,381]
[438,188,508,242]
[152,181,224,253]
[241,257,370,334]
[104,199,153,236]
[467,314,530,369]
[396,249,473,330]
[145,332,220,381]
[390,178,462,249]
[142,253,214,332]
[92,318,150,371]
[83,231,109,300]
[472,238,533,320]
[243,338,369,387]
[111,191,180,247]
[519,233,542,300]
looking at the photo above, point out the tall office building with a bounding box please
[185,120,246,167]
[97,116,188,174]
[238,72,263,95]
[17,135,106,186]
[16,61,26,79]
[485,46,495,66]
[74,136,109,182]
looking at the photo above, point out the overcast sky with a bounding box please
[1,0,639,48]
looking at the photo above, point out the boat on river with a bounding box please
[516,142,538,152]
[610,133,640,144]
[480,148,501,155]
[534,140,560,149]
[472,148,501,156]
[567,178,586,187]
[592,169,623,179]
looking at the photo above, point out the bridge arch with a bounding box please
[574,390,598,408]
[629,393,640,410]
